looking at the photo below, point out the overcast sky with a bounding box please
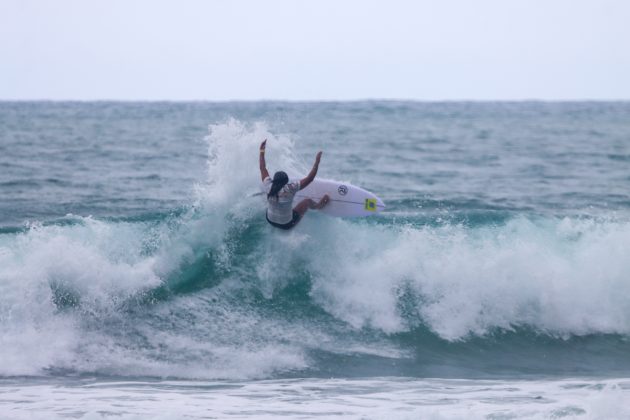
[1,0,629,100]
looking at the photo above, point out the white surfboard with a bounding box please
[295,178,385,217]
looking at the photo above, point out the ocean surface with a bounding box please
[1,101,629,419]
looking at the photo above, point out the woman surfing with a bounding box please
[259,139,329,230]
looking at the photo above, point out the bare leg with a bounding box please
[294,195,330,217]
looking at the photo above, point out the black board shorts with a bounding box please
[266,210,301,230]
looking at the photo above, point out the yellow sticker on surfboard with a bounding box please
[364,198,377,211]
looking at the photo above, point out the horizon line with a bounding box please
[2,98,630,103]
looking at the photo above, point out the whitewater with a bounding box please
[1,101,630,419]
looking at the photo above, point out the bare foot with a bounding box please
[316,194,330,209]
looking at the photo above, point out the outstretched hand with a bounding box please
[259,139,269,181]
[299,151,323,190]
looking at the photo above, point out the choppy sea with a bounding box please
[1,101,630,419]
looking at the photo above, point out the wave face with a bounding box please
[1,102,630,380]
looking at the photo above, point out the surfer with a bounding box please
[259,139,329,230]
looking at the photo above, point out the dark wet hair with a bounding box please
[267,171,289,201]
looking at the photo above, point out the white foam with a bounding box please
[0,213,316,379]
[303,216,630,340]
[0,217,163,375]
[2,377,630,420]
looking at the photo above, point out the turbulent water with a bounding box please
[1,101,630,419]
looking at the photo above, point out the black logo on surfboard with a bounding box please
[337,185,348,196]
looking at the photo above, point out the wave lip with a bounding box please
[306,215,630,341]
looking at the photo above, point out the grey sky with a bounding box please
[1,0,629,100]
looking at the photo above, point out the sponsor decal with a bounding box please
[364,198,377,211]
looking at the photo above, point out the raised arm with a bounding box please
[299,151,322,190]
[259,139,269,181]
